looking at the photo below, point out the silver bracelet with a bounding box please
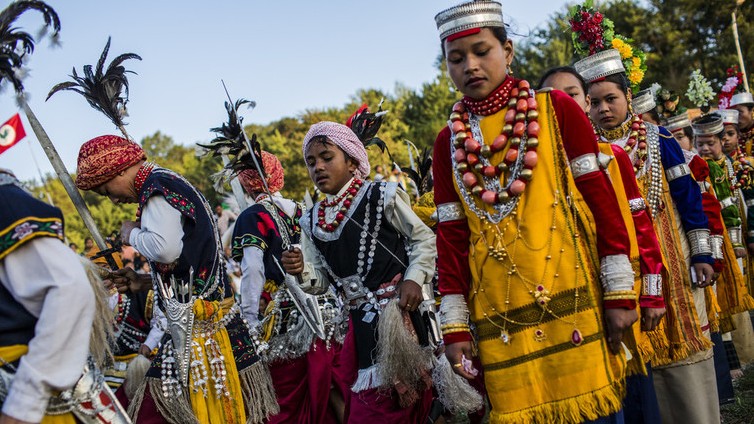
[628,197,646,213]
[642,274,662,297]
[710,235,724,260]
[600,254,635,292]
[728,226,744,246]
[686,229,712,257]
[440,294,470,326]
[570,153,600,179]
[437,202,466,223]
[665,163,691,182]
[719,196,736,210]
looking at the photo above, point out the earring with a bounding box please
[507,64,514,76]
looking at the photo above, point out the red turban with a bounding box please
[75,135,146,190]
[238,151,284,194]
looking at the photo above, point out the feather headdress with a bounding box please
[47,37,141,140]
[0,0,60,93]
[346,100,393,161]
[197,97,265,191]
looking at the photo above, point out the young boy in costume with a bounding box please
[282,121,437,422]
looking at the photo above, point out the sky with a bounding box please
[0,0,574,182]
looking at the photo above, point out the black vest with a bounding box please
[0,179,64,347]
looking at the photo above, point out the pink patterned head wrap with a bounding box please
[302,121,370,179]
[238,151,285,194]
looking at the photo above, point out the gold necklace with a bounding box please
[596,115,632,141]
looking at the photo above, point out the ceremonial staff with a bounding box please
[732,0,750,92]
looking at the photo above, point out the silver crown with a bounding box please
[692,114,725,136]
[632,89,656,115]
[435,1,504,40]
[714,109,739,125]
[663,112,691,132]
[574,49,626,83]
[731,92,754,107]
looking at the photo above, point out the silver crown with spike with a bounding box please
[714,109,739,125]
[632,89,656,115]
[731,92,754,107]
[435,1,504,40]
[663,112,691,132]
[692,114,724,136]
[574,49,626,84]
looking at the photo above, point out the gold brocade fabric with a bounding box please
[716,226,754,332]
[456,93,625,423]
[0,345,77,424]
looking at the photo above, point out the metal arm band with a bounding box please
[720,196,737,210]
[600,254,635,292]
[710,235,724,260]
[642,274,663,297]
[746,198,754,208]
[698,181,710,193]
[570,154,601,179]
[728,226,744,246]
[687,229,713,257]
[437,202,466,223]
[628,197,646,213]
[665,163,691,182]
[748,230,754,239]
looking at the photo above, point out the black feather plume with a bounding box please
[0,0,60,93]
[198,98,264,182]
[346,100,394,162]
[46,37,141,138]
[405,146,433,195]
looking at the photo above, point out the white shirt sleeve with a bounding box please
[143,305,166,351]
[0,237,95,423]
[388,187,437,286]
[129,195,185,263]
[240,246,266,326]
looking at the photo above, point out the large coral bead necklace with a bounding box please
[451,79,540,205]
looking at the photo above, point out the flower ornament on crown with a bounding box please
[569,0,647,93]
[718,65,745,110]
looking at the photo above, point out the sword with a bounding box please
[18,96,119,271]
[220,81,326,340]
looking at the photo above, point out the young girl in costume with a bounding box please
[282,122,438,422]
[433,2,640,423]
[230,150,348,424]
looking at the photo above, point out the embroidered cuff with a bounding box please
[642,274,662,297]
[437,202,466,223]
[629,197,646,213]
[640,295,665,309]
[728,226,744,247]
[710,235,724,260]
[603,299,637,310]
[600,254,635,293]
[687,229,713,257]
[720,196,736,210]
[570,153,601,179]
[665,163,691,182]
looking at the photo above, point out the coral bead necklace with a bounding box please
[450,79,540,206]
[317,178,363,232]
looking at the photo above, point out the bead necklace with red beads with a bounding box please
[451,79,540,209]
[317,178,363,232]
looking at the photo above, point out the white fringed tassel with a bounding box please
[432,354,484,414]
[351,364,383,393]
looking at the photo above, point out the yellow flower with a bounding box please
[612,38,633,59]
[632,56,641,68]
[629,69,645,85]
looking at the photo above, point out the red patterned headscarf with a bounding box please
[238,151,284,194]
[75,135,146,190]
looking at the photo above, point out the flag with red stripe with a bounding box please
[0,113,26,156]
